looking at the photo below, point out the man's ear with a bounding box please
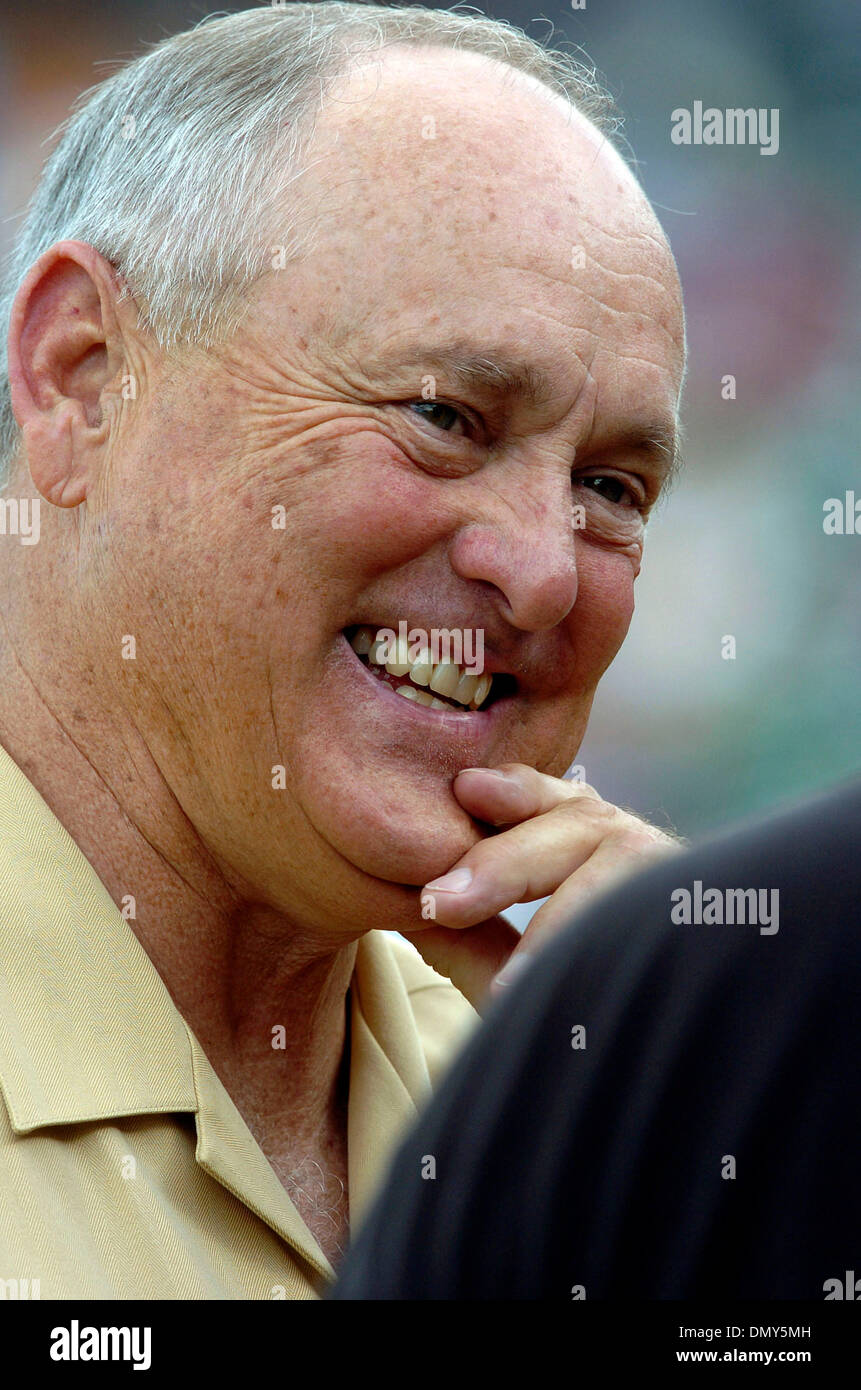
[6,240,129,508]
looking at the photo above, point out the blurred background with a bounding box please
[1,0,858,906]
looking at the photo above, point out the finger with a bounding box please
[489,834,681,1001]
[401,914,520,1012]
[421,797,626,928]
[452,763,601,828]
[517,831,680,953]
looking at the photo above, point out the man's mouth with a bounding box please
[344,625,515,712]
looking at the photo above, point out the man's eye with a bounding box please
[577,475,634,506]
[408,401,470,435]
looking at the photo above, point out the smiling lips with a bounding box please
[348,625,494,711]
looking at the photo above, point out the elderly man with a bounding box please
[0,3,684,1298]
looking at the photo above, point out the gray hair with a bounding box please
[0,2,621,483]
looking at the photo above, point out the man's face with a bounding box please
[90,48,685,937]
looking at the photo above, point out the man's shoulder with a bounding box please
[386,935,481,1087]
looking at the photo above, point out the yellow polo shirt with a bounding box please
[0,741,478,1299]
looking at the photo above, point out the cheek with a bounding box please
[293,430,451,568]
[573,546,638,678]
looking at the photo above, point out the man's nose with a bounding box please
[448,475,579,632]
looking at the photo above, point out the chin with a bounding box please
[322,776,482,888]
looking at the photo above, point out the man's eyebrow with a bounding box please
[364,343,555,407]
[361,341,683,477]
[613,421,683,481]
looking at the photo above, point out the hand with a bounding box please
[402,764,683,1012]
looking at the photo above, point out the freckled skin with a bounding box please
[196,55,675,905]
[6,46,686,945]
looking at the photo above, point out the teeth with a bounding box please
[353,626,495,709]
[385,637,412,677]
[429,661,461,699]
[408,649,433,687]
[397,686,467,712]
[471,673,492,708]
[452,671,479,706]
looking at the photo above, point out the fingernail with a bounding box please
[457,768,520,788]
[424,867,473,894]
[492,953,532,991]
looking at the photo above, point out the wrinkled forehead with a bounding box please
[246,44,685,433]
[305,44,668,259]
